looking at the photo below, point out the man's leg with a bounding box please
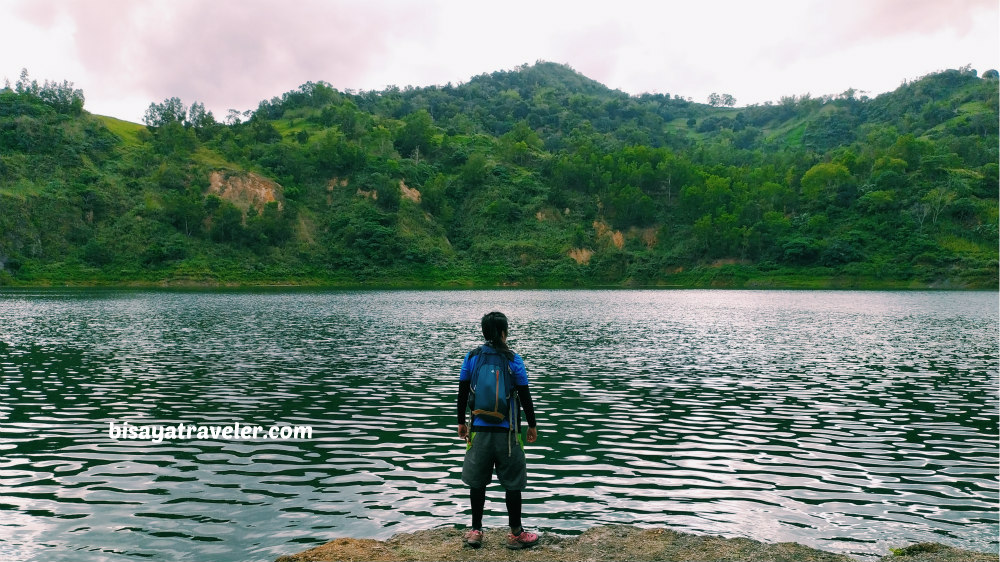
[505,489,522,533]
[494,434,538,548]
[470,487,486,530]
[461,434,493,548]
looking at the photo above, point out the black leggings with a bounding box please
[470,487,521,532]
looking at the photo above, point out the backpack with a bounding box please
[468,346,515,425]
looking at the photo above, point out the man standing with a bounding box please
[457,311,539,549]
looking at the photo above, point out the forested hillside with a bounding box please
[1,62,997,288]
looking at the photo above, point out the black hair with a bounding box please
[481,311,512,356]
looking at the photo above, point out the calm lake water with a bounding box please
[0,289,996,561]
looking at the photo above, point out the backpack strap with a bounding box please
[488,347,516,428]
[467,346,484,426]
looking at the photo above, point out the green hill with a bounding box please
[0,63,997,288]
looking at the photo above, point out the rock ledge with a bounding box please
[275,525,997,562]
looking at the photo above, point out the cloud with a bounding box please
[550,19,630,88]
[5,0,997,120]
[766,0,998,67]
[847,0,995,39]
[16,0,434,116]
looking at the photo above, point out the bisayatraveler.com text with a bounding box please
[108,421,313,442]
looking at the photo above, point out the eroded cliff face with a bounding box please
[208,171,284,214]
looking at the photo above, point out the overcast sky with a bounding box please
[2,0,997,123]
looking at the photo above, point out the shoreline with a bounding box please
[2,264,996,292]
[0,278,996,291]
[274,525,998,562]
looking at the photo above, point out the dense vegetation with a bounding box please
[1,62,997,288]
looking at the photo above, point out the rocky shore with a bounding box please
[275,525,997,562]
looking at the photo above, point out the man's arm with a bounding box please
[457,380,471,426]
[457,352,474,441]
[516,385,538,443]
[509,353,537,442]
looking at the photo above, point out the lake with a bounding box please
[0,289,996,561]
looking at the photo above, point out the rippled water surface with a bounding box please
[0,289,997,561]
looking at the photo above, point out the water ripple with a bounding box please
[0,289,996,561]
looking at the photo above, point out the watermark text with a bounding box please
[108,421,313,443]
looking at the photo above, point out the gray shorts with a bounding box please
[461,431,527,491]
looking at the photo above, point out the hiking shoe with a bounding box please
[463,528,483,548]
[506,529,539,550]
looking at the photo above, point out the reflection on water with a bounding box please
[0,289,996,561]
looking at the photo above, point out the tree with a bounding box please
[187,102,216,129]
[609,184,655,226]
[857,190,895,213]
[396,109,435,159]
[366,125,395,157]
[374,174,401,212]
[691,214,714,253]
[890,134,930,171]
[163,189,207,237]
[246,201,290,246]
[460,153,490,187]
[708,93,736,107]
[208,199,245,243]
[144,97,188,128]
[39,79,85,114]
[14,68,38,95]
[10,69,84,114]
[922,188,956,224]
[800,162,852,205]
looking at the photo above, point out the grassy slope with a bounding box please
[96,115,144,145]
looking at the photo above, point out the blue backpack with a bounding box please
[468,346,515,425]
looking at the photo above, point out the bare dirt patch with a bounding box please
[636,226,658,248]
[399,180,421,203]
[593,220,611,238]
[568,248,593,265]
[327,177,349,205]
[327,178,349,191]
[208,171,283,214]
[592,220,625,249]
